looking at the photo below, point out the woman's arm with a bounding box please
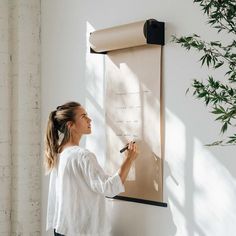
[118,142,138,184]
[79,142,138,197]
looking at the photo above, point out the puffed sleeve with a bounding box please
[80,151,125,197]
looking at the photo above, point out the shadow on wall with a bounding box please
[164,18,236,236]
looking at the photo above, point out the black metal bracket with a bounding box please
[143,19,165,46]
[107,195,168,207]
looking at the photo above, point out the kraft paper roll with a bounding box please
[89,19,164,53]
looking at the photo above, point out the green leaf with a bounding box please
[226,135,236,144]
[212,108,224,114]
[200,55,207,66]
[221,122,228,133]
[215,61,224,68]
[210,41,221,47]
[206,54,212,67]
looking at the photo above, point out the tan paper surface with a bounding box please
[105,45,163,202]
[89,21,146,53]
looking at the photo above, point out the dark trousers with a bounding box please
[54,229,65,236]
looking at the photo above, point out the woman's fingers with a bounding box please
[126,141,138,160]
[127,141,135,150]
[128,142,131,150]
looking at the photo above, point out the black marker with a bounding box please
[120,142,136,153]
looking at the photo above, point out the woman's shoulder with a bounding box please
[61,147,93,167]
[69,148,97,168]
[71,146,94,158]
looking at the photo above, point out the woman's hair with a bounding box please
[44,101,81,174]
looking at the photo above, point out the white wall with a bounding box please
[41,1,236,235]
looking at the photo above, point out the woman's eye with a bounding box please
[80,113,89,119]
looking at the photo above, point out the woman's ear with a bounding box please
[66,121,73,130]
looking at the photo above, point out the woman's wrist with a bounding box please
[125,155,135,162]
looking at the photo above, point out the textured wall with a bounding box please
[0,1,11,235]
[0,1,41,235]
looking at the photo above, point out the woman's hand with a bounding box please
[126,141,138,161]
[118,141,139,184]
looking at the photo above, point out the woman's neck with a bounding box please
[64,142,79,147]
[61,134,82,152]
[63,137,80,149]
[61,142,79,153]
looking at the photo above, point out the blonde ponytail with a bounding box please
[44,110,59,174]
[44,101,81,174]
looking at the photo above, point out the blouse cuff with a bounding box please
[113,172,125,194]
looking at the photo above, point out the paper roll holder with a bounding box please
[90,18,165,54]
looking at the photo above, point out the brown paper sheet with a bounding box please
[105,45,163,202]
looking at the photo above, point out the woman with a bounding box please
[44,101,138,236]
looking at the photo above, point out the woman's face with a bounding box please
[70,106,92,135]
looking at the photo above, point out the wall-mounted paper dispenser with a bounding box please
[88,18,167,207]
[89,19,165,54]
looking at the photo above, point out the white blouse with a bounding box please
[46,146,125,236]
